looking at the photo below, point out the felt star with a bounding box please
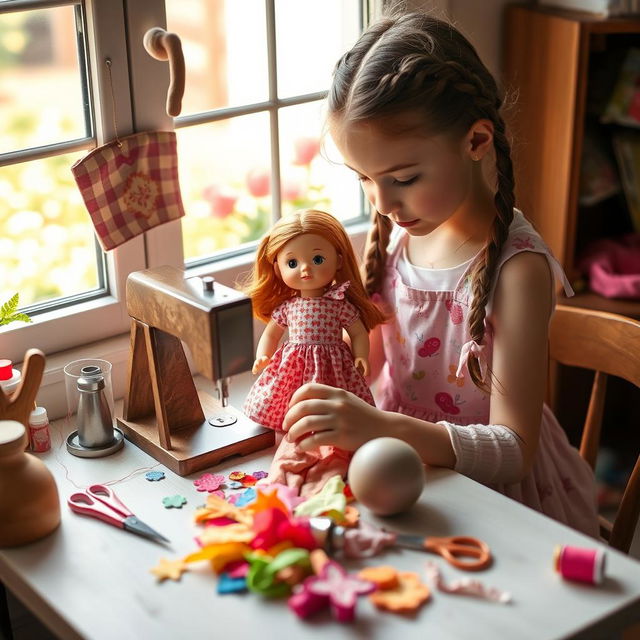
[292,560,375,622]
[150,558,188,581]
[193,473,225,493]
[248,488,289,515]
[145,470,165,482]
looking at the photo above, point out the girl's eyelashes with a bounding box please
[312,255,325,265]
[393,175,419,186]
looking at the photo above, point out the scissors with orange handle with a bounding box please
[392,533,492,571]
[68,484,169,544]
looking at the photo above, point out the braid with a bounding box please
[467,114,516,392]
[362,211,392,296]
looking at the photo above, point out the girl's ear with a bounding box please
[465,119,494,161]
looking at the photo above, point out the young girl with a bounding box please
[242,209,385,494]
[281,12,600,535]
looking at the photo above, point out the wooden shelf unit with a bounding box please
[503,4,640,319]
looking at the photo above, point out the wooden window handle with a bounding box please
[143,27,185,117]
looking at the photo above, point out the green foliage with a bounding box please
[0,293,32,327]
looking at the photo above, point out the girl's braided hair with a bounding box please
[328,11,515,392]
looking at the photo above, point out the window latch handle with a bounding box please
[143,27,185,118]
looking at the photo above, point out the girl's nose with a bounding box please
[371,185,398,217]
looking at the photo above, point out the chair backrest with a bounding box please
[549,304,640,554]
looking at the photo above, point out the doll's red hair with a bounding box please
[242,209,386,330]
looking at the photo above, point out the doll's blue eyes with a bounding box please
[286,255,325,269]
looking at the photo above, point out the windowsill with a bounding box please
[22,220,370,422]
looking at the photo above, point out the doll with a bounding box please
[241,209,386,495]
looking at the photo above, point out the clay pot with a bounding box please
[0,420,60,546]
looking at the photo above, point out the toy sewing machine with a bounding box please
[116,265,274,475]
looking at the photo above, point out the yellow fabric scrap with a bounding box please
[294,475,346,518]
[183,541,251,573]
[197,522,254,546]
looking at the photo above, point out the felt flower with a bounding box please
[369,571,431,613]
[162,494,187,509]
[193,473,225,493]
[145,470,165,481]
[290,560,375,623]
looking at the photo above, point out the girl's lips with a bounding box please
[395,219,420,228]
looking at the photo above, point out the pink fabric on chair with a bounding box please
[578,234,640,299]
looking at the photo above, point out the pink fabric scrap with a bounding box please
[424,561,512,604]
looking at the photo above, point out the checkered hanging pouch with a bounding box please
[71,130,185,251]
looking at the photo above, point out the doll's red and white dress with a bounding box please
[243,281,374,431]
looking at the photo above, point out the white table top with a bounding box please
[2,404,640,640]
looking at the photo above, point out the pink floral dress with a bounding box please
[243,281,374,431]
[376,210,599,537]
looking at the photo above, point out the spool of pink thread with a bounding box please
[554,545,606,585]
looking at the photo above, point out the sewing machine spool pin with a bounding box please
[116,266,274,476]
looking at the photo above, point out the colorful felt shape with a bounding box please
[240,474,258,487]
[260,483,306,512]
[246,548,311,597]
[227,480,243,490]
[228,471,246,481]
[217,572,248,594]
[248,488,289,515]
[234,487,257,507]
[225,560,250,578]
[424,561,511,603]
[183,541,251,574]
[245,553,291,598]
[193,494,253,526]
[145,470,165,482]
[193,473,225,493]
[162,494,187,509]
[197,522,254,546]
[294,475,347,518]
[252,470,268,480]
[150,557,187,581]
[290,559,375,623]
[369,571,431,613]
[251,507,316,551]
[357,565,400,590]
[288,588,328,619]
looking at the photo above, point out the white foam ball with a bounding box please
[348,437,426,516]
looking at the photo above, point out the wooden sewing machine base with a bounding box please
[116,390,275,476]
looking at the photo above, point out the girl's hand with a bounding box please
[354,357,370,377]
[282,383,388,452]
[252,355,271,374]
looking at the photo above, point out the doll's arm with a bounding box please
[253,319,285,374]
[346,318,370,377]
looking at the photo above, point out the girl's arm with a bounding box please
[345,318,370,376]
[487,250,553,475]
[252,319,285,374]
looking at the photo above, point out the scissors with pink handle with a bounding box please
[68,484,169,544]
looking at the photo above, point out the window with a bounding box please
[0,0,369,367]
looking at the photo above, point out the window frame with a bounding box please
[0,0,375,396]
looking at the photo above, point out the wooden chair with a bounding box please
[549,304,640,554]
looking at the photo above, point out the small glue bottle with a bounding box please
[0,359,21,397]
[28,407,51,453]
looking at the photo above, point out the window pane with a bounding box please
[0,6,89,154]
[178,113,272,262]
[275,0,361,98]
[279,101,361,222]
[0,151,101,307]
[166,0,268,115]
